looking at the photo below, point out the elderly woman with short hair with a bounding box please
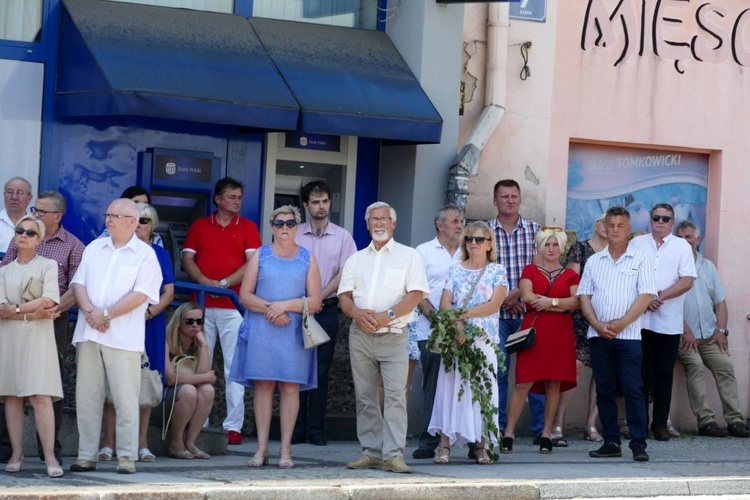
[0,215,63,477]
[230,205,322,469]
[502,226,579,454]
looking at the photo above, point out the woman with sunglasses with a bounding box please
[0,215,64,477]
[502,227,579,454]
[163,302,216,459]
[98,202,175,462]
[428,221,508,465]
[229,205,322,469]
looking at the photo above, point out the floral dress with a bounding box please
[565,240,597,366]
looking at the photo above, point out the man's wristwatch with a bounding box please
[103,309,112,322]
[220,278,228,288]
[14,304,21,314]
[717,328,729,336]
[387,309,396,320]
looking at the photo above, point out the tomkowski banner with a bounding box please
[565,143,708,242]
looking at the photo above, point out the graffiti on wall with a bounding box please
[581,0,750,74]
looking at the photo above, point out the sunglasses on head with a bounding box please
[464,236,488,244]
[271,219,297,228]
[14,227,38,238]
[183,318,204,326]
[651,215,673,223]
[540,226,564,232]
[138,217,152,225]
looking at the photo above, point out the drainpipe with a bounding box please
[446,2,509,209]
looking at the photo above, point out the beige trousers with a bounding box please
[349,324,408,460]
[75,341,141,461]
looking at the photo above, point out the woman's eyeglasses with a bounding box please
[14,227,38,237]
[271,220,297,228]
[651,215,673,223]
[464,236,488,244]
[540,226,564,232]
[183,318,204,326]
[138,217,152,225]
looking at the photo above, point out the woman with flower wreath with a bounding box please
[427,221,508,465]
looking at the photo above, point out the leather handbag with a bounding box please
[139,352,163,408]
[21,277,43,302]
[302,296,330,350]
[505,317,537,354]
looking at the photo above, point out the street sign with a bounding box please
[509,0,546,22]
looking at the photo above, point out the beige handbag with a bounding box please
[302,296,330,350]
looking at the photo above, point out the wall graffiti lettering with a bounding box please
[581,0,750,74]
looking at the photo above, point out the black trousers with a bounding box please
[641,328,680,430]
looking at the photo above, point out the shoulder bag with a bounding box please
[302,296,330,350]
[140,352,163,408]
[505,269,562,354]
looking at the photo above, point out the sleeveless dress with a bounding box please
[229,244,317,391]
[515,265,579,394]
[565,240,597,366]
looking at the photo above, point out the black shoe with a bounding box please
[632,446,649,462]
[291,430,307,445]
[532,434,541,446]
[412,448,435,459]
[589,442,622,458]
[728,421,750,438]
[467,442,476,460]
[698,421,729,437]
[0,448,11,464]
[652,425,670,441]
[307,429,328,446]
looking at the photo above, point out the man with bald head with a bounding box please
[1,176,33,251]
[69,199,162,475]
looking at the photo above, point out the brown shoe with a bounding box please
[382,455,412,474]
[346,455,383,470]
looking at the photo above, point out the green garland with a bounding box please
[427,308,506,461]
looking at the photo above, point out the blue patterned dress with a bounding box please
[229,245,317,391]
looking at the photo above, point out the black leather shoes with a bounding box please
[632,446,649,462]
[728,422,750,438]
[698,421,728,437]
[412,448,435,459]
[307,429,327,446]
[652,426,670,441]
[0,448,11,464]
[589,442,622,458]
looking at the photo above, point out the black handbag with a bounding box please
[505,270,561,354]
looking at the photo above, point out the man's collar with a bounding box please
[367,237,395,253]
[44,224,65,242]
[105,232,140,250]
[211,212,240,226]
[300,221,333,236]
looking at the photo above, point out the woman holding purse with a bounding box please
[428,221,508,465]
[0,215,63,477]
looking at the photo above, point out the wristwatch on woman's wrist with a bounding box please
[552,298,559,307]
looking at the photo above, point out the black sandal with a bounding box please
[500,437,514,454]
[539,437,553,454]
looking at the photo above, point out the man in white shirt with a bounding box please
[630,203,696,442]
[339,202,429,474]
[0,177,33,252]
[69,199,162,475]
[411,204,464,459]
[579,206,656,462]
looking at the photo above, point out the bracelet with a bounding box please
[146,307,154,320]
[23,314,28,323]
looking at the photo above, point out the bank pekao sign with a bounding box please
[581,0,750,74]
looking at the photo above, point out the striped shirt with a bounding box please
[487,214,540,320]
[577,244,657,341]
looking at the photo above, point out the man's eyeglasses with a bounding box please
[540,226,565,232]
[4,190,30,197]
[271,219,298,228]
[138,217,152,225]
[14,227,38,238]
[183,318,204,326]
[651,215,673,223]
[368,217,392,225]
[464,236,488,244]
[30,207,61,217]
[103,213,134,220]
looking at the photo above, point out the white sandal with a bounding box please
[97,447,113,461]
[138,448,156,462]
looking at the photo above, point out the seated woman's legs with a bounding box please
[184,384,214,451]
[4,397,25,464]
[27,395,58,467]
[170,385,198,454]
[505,381,533,438]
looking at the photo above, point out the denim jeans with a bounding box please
[498,318,545,435]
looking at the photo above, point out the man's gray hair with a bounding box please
[674,219,701,239]
[365,201,397,223]
[434,204,464,232]
[38,191,67,214]
[4,176,31,193]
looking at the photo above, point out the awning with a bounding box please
[55,0,300,130]
[249,18,443,144]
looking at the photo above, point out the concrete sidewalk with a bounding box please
[2,434,750,499]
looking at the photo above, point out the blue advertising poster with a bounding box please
[566,143,708,242]
[509,0,546,23]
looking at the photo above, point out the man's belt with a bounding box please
[322,297,339,307]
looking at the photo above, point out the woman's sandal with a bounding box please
[551,426,568,447]
[500,437,514,454]
[539,437,553,454]
[474,446,491,465]
[138,448,156,462]
[186,446,210,459]
[97,447,113,461]
[169,448,195,460]
[433,446,451,465]
[619,419,632,439]
[584,426,604,442]
[278,448,294,469]
[247,446,269,467]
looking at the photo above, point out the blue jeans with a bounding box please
[498,318,545,435]
[590,337,647,450]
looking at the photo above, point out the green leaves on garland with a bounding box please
[427,308,506,461]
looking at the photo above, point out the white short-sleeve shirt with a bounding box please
[71,234,162,352]
[630,233,697,334]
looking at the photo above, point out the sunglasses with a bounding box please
[540,226,564,232]
[14,227,38,237]
[464,236,488,244]
[651,215,673,223]
[271,219,297,228]
[183,318,204,326]
[138,217,152,225]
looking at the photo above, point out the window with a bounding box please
[253,0,378,29]
[0,0,43,43]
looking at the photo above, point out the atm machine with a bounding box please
[140,148,221,283]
